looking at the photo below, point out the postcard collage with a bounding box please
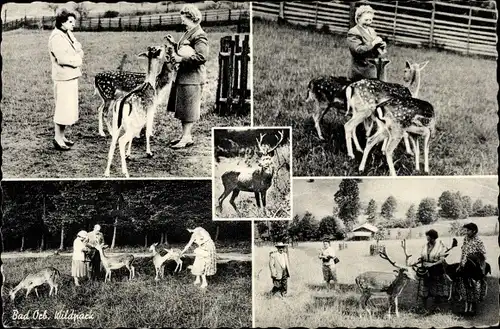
[1,1,498,328]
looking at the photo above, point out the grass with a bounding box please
[1,27,250,179]
[2,252,252,327]
[253,236,499,328]
[213,144,291,219]
[252,19,498,176]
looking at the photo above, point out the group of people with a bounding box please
[72,225,217,288]
[267,222,488,317]
[48,4,208,151]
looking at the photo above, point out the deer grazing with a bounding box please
[149,243,184,281]
[104,41,177,178]
[217,130,285,217]
[9,267,60,301]
[355,240,417,319]
[94,243,135,282]
[344,61,429,160]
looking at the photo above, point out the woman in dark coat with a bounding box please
[168,4,209,149]
[346,5,386,81]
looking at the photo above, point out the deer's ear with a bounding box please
[419,60,429,70]
[268,150,275,157]
[187,229,194,233]
[405,60,411,68]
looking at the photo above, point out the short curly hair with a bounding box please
[355,5,375,24]
[425,229,439,240]
[55,8,77,29]
[180,4,202,24]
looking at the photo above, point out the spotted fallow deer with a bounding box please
[355,240,418,319]
[104,42,177,178]
[217,131,285,217]
[94,243,135,283]
[9,267,60,301]
[149,242,183,281]
[344,60,429,159]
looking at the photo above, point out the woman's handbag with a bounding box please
[333,256,340,264]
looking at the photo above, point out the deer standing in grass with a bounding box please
[217,131,285,217]
[344,61,429,160]
[9,267,60,301]
[104,41,178,178]
[149,243,184,281]
[355,240,418,319]
[94,243,135,282]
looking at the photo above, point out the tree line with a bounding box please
[255,179,497,242]
[2,181,251,252]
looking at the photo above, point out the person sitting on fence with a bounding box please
[86,224,105,281]
[269,242,290,297]
[167,4,209,150]
[457,223,487,315]
[318,237,338,290]
[416,229,450,311]
[48,8,84,151]
[346,5,387,81]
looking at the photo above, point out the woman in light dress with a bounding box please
[48,8,84,150]
[72,230,90,286]
[181,227,217,288]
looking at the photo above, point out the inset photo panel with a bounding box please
[254,176,498,328]
[2,180,252,328]
[212,127,292,220]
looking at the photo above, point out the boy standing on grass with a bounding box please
[269,242,290,297]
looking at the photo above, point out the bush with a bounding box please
[103,10,120,18]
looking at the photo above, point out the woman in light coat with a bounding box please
[48,8,84,150]
[72,230,89,286]
[181,227,217,288]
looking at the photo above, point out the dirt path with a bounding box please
[1,251,251,262]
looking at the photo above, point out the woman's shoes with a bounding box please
[63,139,75,146]
[170,140,194,149]
[53,139,71,151]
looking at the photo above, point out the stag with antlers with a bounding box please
[217,130,285,217]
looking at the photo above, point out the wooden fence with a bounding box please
[2,8,250,33]
[252,1,497,58]
[216,34,251,116]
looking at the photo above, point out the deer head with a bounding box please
[149,242,159,252]
[255,131,285,169]
[137,45,176,85]
[379,240,418,281]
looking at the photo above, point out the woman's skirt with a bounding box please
[168,84,202,122]
[191,240,217,276]
[417,273,450,299]
[459,278,482,303]
[71,259,88,278]
[53,78,79,125]
[322,264,337,283]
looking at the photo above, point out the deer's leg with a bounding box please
[403,131,414,156]
[49,285,53,296]
[229,189,241,216]
[105,129,120,177]
[262,191,268,217]
[312,100,328,141]
[359,123,388,172]
[423,128,431,173]
[217,185,234,212]
[118,132,132,178]
[145,108,155,158]
[345,113,368,158]
[385,127,405,177]
[254,192,261,208]
[394,296,399,318]
[98,100,107,137]
[35,287,40,298]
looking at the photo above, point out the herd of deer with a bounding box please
[306,58,434,176]
[7,242,184,301]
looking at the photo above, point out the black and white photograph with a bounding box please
[252,1,497,176]
[212,127,292,220]
[253,177,498,328]
[1,1,250,178]
[1,180,252,328]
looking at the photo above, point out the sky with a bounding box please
[293,177,498,220]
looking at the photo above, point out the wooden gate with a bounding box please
[215,34,251,116]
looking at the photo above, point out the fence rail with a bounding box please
[2,8,250,33]
[252,1,497,58]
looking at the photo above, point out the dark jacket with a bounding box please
[175,24,209,85]
[346,25,383,81]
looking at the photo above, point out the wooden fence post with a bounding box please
[392,1,398,41]
[119,17,122,31]
[216,36,235,116]
[349,2,356,28]
[279,2,285,20]
[240,34,250,115]
[315,1,319,26]
[466,6,472,55]
[98,15,101,32]
[429,0,436,47]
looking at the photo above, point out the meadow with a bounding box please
[253,236,499,328]
[1,27,250,179]
[213,144,291,219]
[252,19,498,176]
[2,248,252,327]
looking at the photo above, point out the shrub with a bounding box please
[103,10,120,18]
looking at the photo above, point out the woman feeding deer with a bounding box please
[48,8,84,151]
[180,227,217,289]
[347,5,387,81]
[167,4,209,150]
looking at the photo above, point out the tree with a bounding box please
[461,195,473,218]
[365,199,377,224]
[405,204,417,228]
[73,3,89,19]
[256,221,269,236]
[46,4,59,14]
[270,221,289,242]
[288,215,301,241]
[381,196,397,220]
[334,179,361,231]
[449,221,462,236]
[472,199,484,216]
[298,212,319,241]
[482,204,498,217]
[438,191,466,219]
[418,198,438,225]
[319,215,346,240]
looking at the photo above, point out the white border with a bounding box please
[212,126,293,221]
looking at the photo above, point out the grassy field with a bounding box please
[2,251,252,327]
[254,236,499,328]
[213,144,291,219]
[1,27,250,179]
[252,19,497,176]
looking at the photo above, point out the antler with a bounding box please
[266,130,285,154]
[256,133,266,152]
[401,239,412,266]
[379,251,400,269]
